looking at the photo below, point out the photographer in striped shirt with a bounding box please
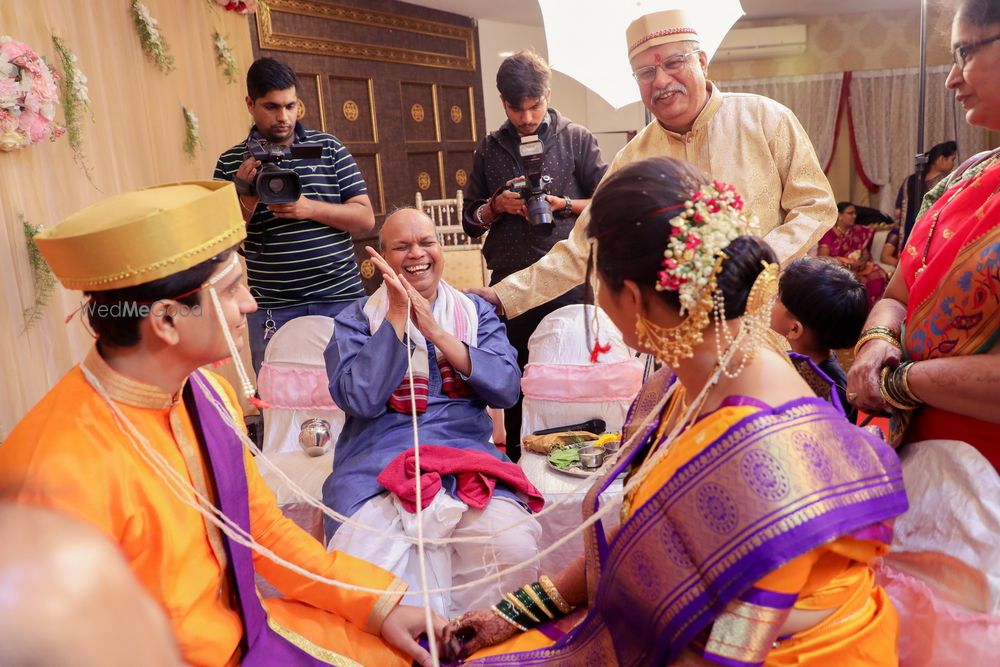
[215,57,375,373]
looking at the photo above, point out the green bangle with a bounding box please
[491,605,527,632]
[522,583,556,620]
[505,591,541,625]
[495,598,536,629]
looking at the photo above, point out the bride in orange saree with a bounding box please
[440,157,908,666]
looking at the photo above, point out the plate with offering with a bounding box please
[546,433,621,477]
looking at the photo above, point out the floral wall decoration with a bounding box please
[210,0,259,15]
[0,36,65,152]
[213,31,239,84]
[182,105,203,159]
[51,34,95,182]
[21,214,57,331]
[130,0,175,74]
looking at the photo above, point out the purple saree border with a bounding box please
[597,399,907,664]
[703,653,764,667]
[738,587,798,608]
[467,397,908,667]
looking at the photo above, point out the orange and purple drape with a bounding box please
[467,390,908,666]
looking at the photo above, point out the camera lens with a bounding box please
[267,178,285,194]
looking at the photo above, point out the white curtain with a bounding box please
[850,65,992,213]
[721,72,845,171]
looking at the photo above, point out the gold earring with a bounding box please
[634,288,714,368]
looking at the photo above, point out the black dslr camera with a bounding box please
[508,134,554,233]
[234,130,323,205]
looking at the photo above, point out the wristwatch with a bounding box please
[561,196,573,217]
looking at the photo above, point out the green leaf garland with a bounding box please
[183,106,203,159]
[21,214,57,331]
[212,31,238,84]
[51,34,96,183]
[130,0,175,74]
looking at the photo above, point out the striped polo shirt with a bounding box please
[214,123,367,308]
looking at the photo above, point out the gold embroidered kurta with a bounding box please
[493,84,837,319]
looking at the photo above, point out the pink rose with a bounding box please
[19,108,51,141]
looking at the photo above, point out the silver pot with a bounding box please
[578,446,606,469]
[298,418,331,457]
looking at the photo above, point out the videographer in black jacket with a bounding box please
[463,49,607,459]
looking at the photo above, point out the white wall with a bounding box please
[477,18,646,164]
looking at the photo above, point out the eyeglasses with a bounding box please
[631,49,702,85]
[952,32,1000,69]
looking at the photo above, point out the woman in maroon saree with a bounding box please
[817,202,889,310]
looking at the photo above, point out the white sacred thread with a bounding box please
[402,293,439,665]
[81,360,637,596]
[75,255,752,597]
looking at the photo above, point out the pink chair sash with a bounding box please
[520,360,643,403]
[256,364,338,410]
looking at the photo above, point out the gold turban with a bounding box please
[35,181,246,292]
[626,10,700,60]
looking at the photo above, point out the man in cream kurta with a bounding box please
[474,9,837,320]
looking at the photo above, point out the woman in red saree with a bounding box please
[817,202,889,310]
[848,1,1000,663]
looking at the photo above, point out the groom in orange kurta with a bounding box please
[0,181,442,666]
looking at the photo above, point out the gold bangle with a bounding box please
[538,575,573,614]
[491,605,527,632]
[879,366,918,411]
[898,361,921,404]
[861,325,898,336]
[855,331,901,356]
[505,592,541,625]
[521,584,555,620]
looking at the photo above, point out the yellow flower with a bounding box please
[0,130,26,152]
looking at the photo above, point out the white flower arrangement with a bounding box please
[0,35,65,152]
[130,0,175,74]
[657,180,760,314]
[182,106,203,159]
[212,31,238,84]
[51,34,94,180]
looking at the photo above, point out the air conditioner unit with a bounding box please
[714,24,807,61]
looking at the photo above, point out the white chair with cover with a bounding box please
[520,304,643,443]
[517,304,644,573]
[255,315,343,542]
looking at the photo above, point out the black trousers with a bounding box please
[497,285,586,462]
